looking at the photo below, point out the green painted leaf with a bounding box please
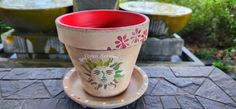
[97,59,103,66]
[88,59,97,68]
[82,64,91,73]
[115,70,122,74]
[113,62,122,70]
[104,58,110,66]
[86,62,93,70]
[110,62,117,67]
[114,73,124,79]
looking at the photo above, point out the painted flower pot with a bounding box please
[56,10,149,97]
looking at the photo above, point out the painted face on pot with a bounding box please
[91,66,115,84]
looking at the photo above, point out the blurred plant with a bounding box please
[0,20,11,43]
[195,48,217,59]
[156,0,236,48]
[213,60,232,72]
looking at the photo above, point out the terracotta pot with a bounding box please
[56,10,149,97]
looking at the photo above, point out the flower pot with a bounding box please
[56,10,149,97]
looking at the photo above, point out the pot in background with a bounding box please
[0,0,73,33]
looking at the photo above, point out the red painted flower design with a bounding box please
[115,35,129,49]
[131,28,141,44]
[140,29,148,43]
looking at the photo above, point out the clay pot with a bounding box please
[56,10,149,97]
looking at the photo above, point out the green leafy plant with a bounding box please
[212,60,232,72]
[195,48,217,59]
[156,0,236,48]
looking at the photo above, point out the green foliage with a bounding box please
[0,20,11,43]
[212,60,232,72]
[195,48,217,59]
[156,0,236,48]
[0,20,10,34]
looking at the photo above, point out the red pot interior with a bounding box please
[57,10,148,29]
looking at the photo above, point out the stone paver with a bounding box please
[142,66,175,78]
[161,96,180,108]
[165,77,205,94]
[144,96,163,109]
[6,81,51,99]
[43,80,63,97]
[209,68,236,97]
[171,66,214,77]
[196,96,235,109]
[196,79,236,106]
[176,94,203,109]
[0,67,236,109]
[1,80,36,97]
[0,68,11,79]
[151,79,186,95]
[3,68,69,80]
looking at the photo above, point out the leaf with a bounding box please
[88,59,96,68]
[86,62,93,70]
[114,73,124,80]
[104,58,112,66]
[104,84,107,89]
[115,70,122,74]
[82,64,91,73]
[110,62,118,67]
[113,62,122,70]
[97,59,103,66]
[96,84,103,90]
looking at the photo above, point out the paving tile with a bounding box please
[0,100,23,109]
[3,68,69,80]
[171,67,214,77]
[6,81,50,99]
[196,79,236,106]
[43,80,63,97]
[0,68,11,79]
[0,80,36,97]
[145,78,159,95]
[209,68,236,97]
[144,96,163,109]
[55,99,82,109]
[142,66,175,78]
[161,96,180,109]
[165,77,205,94]
[197,96,236,109]
[176,94,203,109]
[21,99,58,109]
[151,79,186,96]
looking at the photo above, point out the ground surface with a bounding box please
[1,66,236,109]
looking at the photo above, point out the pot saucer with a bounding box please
[63,66,149,109]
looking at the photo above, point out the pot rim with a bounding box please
[55,9,150,31]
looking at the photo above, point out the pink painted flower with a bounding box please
[140,29,148,43]
[131,28,141,44]
[115,35,129,49]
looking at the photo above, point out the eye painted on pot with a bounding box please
[106,70,113,75]
[94,70,100,75]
